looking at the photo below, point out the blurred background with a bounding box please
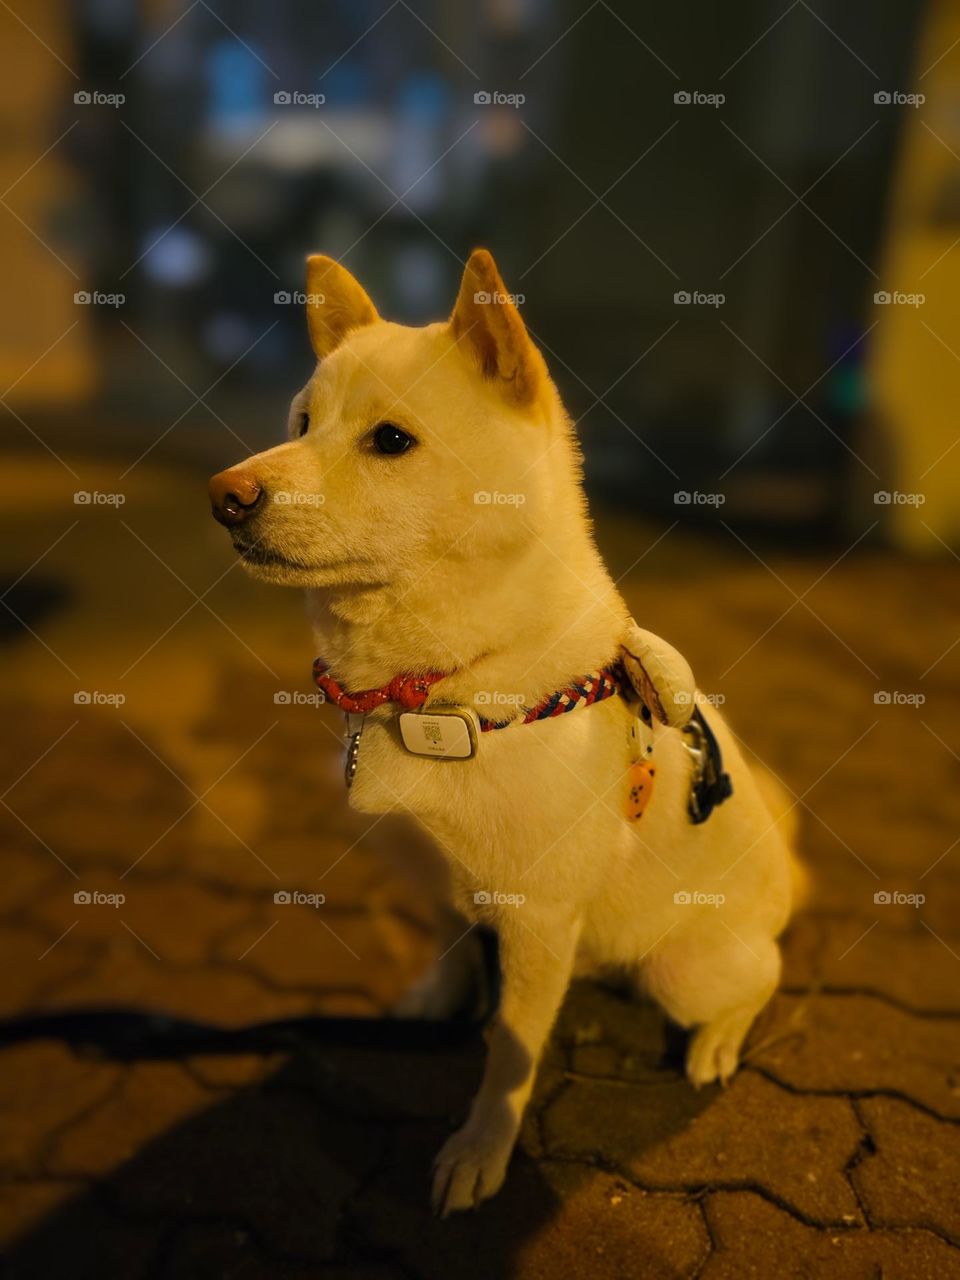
[7,0,959,537]
[2,2,960,1275]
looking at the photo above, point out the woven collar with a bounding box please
[312,658,624,732]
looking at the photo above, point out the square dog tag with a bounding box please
[398,706,479,759]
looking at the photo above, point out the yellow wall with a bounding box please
[0,2,95,405]
[870,0,960,551]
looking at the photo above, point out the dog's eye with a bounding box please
[372,423,415,455]
[296,412,309,438]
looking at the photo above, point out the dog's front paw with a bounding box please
[431,1123,513,1217]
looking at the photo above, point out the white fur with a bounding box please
[211,257,801,1216]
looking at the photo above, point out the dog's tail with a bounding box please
[751,763,810,911]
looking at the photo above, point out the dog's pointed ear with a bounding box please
[449,249,544,405]
[305,255,379,359]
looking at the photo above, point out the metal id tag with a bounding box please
[398,705,479,759]
[344,713,364,789]
[629,702,656,762]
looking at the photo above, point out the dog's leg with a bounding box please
[431,912,578,1216]
[640,929,780,1087]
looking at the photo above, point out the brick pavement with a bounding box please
[1,453,958,1277]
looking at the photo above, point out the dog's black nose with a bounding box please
[209,468,264,527]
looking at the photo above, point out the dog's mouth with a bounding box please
[233,541,306,569]
[232,537,372,578]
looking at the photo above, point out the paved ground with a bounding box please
[1,449,959,1278]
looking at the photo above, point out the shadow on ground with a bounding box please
[2,996,704,1280]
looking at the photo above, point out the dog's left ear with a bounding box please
[305,255,379,360]
[449,249,544,405]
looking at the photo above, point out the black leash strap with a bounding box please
[0,932,500,1061]
[0,1009,486,1061]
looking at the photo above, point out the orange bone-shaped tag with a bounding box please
[626,760,656,821]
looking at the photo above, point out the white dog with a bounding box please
[209,249,803,1216]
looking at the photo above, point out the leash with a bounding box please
[0,929,501,1061]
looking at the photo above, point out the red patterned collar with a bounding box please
[312,657,624,731]
[312,659,446,714]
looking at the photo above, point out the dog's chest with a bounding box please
[343,698,682,882]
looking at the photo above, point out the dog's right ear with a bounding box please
[305,255,379,359]
[449,248,544,405]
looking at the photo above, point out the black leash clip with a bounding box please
[681,707,733,825]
